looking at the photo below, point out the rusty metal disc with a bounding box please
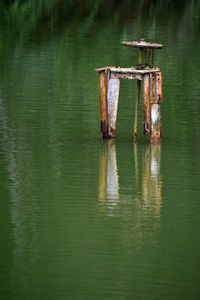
[122,38,163,49]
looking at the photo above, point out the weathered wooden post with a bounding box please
[133,46,143,141]
[150,72,163,142]
[107,77,120,138]
[95,38,163,142]
[96,67,120,139]
[97,67,109,138]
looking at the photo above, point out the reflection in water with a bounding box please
[107,140,119,201]
[141,144,162,218]
[0,95,39,298]
[98,140,162,220]
[98,140,119,215]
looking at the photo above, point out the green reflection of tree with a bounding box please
[0,0,199,39]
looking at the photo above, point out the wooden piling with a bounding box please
[143,74,151,136]
[139,49,143,65]
[133,80,141,142]
[107,78,120,138]
[96,65,163,142]
[134,48,143,142]
[150,72,163,142]
[98,70,108,138]
[150,103,161,142]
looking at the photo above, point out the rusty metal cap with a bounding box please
[122,38,163,49]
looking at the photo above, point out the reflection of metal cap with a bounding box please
[122,38,163,49]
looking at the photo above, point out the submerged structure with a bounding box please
[95,38,163,142]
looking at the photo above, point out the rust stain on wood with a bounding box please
[111,72,141,80]
[98,70,108,138]
[156,72,163,103]
[150,72,163,104]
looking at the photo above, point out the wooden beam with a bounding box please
[107,78,120,138]
[143,74,151,136]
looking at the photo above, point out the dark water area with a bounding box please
[0,1,200,299]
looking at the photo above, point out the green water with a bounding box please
[0,1,200,299]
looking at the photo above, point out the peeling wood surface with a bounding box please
[107,78,120,138]
[156,72,163,103]
[96,67,160,79]
[143,74,151,136]
[109,67,160,74]
[110,72,142,80]
[151,103,161,142]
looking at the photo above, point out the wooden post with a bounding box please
[98,70,108,138]
[107,78,120,138]
[133,48,143,142]
[150,72,163,142]
[96,66,163,142]
[139,49,143,65]
[133,80,141,142]
[143,74,151,136]
[151,104,161,142]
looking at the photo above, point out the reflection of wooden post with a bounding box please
[151,144,162,212]
[98,70,108,138]
[107,140,119,200]
[107,78,120,138]
[150,72,163,142]
[142,146,151,202]
[143,74,151,136]
[98,140,119,214]
[142,144,162,217]
[134,143,139,189]
[99,142,108,201]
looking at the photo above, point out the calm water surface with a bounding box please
[0,1,200,299]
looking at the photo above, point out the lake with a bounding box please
[0,1,200,299]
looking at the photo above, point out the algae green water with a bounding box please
[0,1,200,299]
